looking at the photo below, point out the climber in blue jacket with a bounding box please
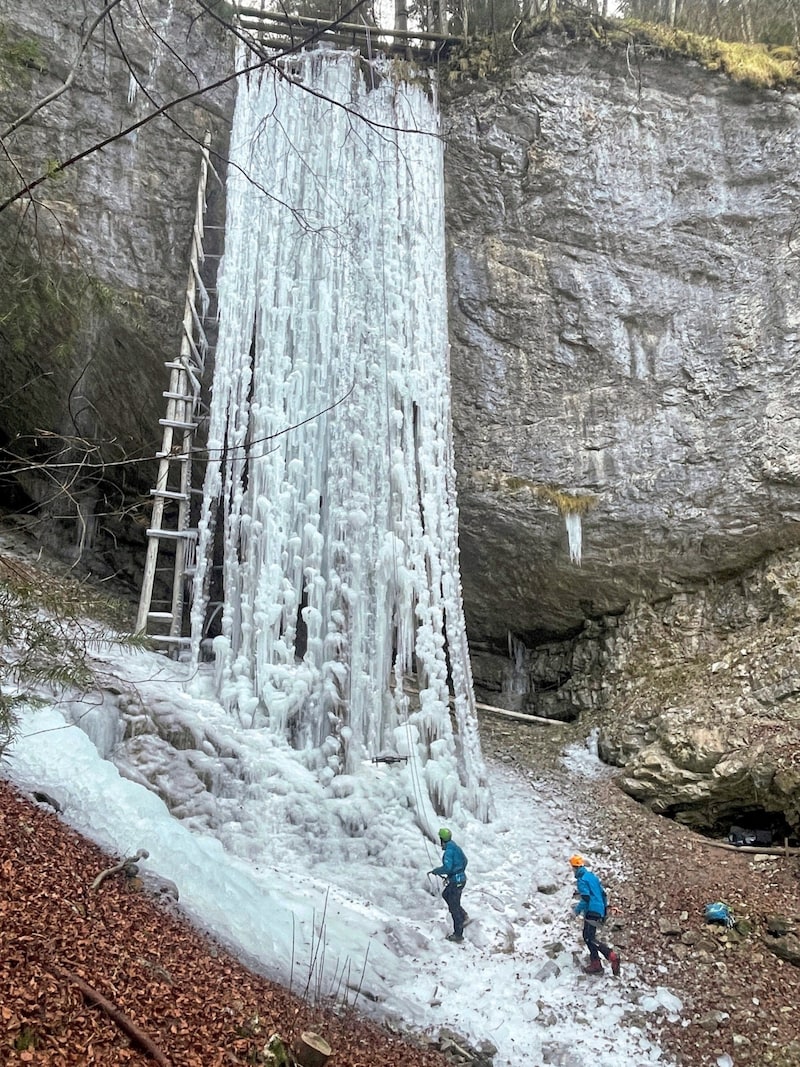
[570,854,620,975]
[429,828,468,942]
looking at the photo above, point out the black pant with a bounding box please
[443,881,467,937]
[583,912,611,961]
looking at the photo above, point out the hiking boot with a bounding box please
[461,912,472,927]
[608,951,620,976]
[446,933,464,943]
[583,958,603,974]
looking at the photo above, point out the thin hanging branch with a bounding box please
[0,0,126,141]
[0,0,382,215]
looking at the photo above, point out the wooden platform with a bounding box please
[235,5,463,60]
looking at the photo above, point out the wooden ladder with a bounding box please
[135,133,220,652]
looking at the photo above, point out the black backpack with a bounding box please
[728,825,772,847]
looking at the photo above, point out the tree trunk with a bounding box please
[740,0,754,42]
[295,1032,332,1067]
[394,0,408,34]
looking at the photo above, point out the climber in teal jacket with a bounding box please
[429,828,468,942]
[573,863,608,920]
[570,855,620,976]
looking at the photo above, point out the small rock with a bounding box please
[32,791,62,812]
[534,960,561,981]
[659,917,682,936]
[695,1010,729,1033]
[544,941,567,958]
[696,937,719,954]
[766,914,798,937]
[763,932,800,967]
[541,1042,584,1066]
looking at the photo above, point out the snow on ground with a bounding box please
[3,643,680,1067]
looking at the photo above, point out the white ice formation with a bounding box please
[189,46,490,820]
[565,511,582,566]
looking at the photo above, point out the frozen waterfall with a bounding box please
[189,47,490,821]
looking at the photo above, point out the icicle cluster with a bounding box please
[190,46,489,819]
[565,512,583,566]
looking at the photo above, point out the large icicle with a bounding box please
[190,46,490,819]
[565,512,583,565]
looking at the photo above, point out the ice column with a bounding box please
[190,47,490,819]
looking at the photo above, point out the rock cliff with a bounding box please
[442,39,800,649]
[0,0,233,586]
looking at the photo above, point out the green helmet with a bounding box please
[438,827,452,842]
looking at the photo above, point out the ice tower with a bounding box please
[190,46,490,821]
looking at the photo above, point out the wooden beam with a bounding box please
[474,700,568,726]
[703,839,800,857]
[235,6,463,45]
[238,23,435,56]
[401,683,566,726]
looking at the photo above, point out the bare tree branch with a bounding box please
[0,0,126,141]
[0,0,413,216]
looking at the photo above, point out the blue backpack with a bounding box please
[704,902,735,927]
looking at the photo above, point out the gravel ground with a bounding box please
[479,710,800,1067]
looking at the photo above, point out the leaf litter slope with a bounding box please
[0,778,450,1067]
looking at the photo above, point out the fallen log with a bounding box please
[402,683,566,725]
[49,964,172,1067]
[704,839,800,857]
[474,700,567,726]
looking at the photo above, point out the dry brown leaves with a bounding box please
[0,780,448,1067]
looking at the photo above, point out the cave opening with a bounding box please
[666,805,798,847]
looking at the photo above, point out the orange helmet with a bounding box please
[569,854,585,868]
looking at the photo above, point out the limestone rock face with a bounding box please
[442,42,800,647]
[484,546,800,832]
[2,12,799,642]
[602,549,800,832]
[0,0,233,575]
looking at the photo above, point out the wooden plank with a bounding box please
[402,683,566,726]
[703,839,800,857]
[235,7,462,44]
